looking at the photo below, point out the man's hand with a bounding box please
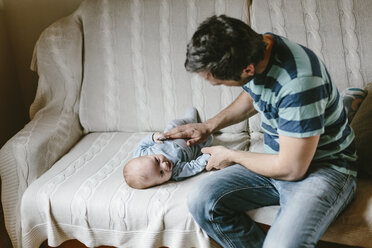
[164,123,212,146]
[152,132,166,143]
[202,146,235,171]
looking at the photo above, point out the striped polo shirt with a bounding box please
[243,33,357,176]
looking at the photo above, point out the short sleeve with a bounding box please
[277,77,328,138]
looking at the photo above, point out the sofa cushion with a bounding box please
[351,82,372,178]
[77,0,249,133]
[21,132,249,248]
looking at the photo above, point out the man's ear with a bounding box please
[242,64,255,77]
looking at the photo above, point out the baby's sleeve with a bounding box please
[133,134,156,157]
[171,153,210,181]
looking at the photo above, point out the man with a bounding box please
[165,15,357,248]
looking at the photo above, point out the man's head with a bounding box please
[185,15,266,83]
[124,154,173,189]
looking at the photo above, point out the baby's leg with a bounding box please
[164,107,199,132]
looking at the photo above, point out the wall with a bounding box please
[0,0,85,146]
[0,0,26,148]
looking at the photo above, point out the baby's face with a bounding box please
[137,154,174,187]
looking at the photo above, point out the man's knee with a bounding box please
[186,190,201,219]
[264,234,316,248]
[187,178,216,221]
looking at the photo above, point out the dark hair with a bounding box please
[185,15,266,81]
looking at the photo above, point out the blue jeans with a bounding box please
[187,164,356,248]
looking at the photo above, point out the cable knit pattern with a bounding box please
[146,183,179,230]
[22,132,240,248]
[241,0,249,24]
[215,0,235,110]
[13,127,35,193]
[42,26,82,170]
[106,134,144,231]
[215,0,226,15]
[44,111,73,169]
[76,0,247,133]
[301,0,324,61]
[108,183,134,230]
[12,128,35,248]
[338,0,364,88]
[187,0,207,121]
[131,0,152,131]
[160,0,177,125]
[70,133,135,227]
[0,145,19,247]
[37,133,114,223]
[186,0,197,50]
[101,0,120,131]
[268,0,287,37]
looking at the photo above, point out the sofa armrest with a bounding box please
[0,11,84,247]
[0,112,82,247]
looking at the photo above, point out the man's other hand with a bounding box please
[164,123,212,146]
[202,146,234,171]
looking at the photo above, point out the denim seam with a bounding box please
[210,185,273,248]
[305,174,354,245]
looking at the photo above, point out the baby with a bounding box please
[124,107,212,189]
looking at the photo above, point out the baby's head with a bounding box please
[124,154,174,189]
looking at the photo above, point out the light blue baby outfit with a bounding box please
[133,108,212,181]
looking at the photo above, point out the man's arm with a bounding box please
[165,91,257,145]
[205,91,258,132]
[202,134,320,181]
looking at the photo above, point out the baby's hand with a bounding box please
[152,132,166,143]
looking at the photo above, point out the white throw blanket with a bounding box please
[0,1,250,247]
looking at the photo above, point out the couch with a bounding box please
[0,0,371,247]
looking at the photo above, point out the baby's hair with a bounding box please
[124,160,150,189]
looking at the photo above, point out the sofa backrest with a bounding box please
[76,0,249,133]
